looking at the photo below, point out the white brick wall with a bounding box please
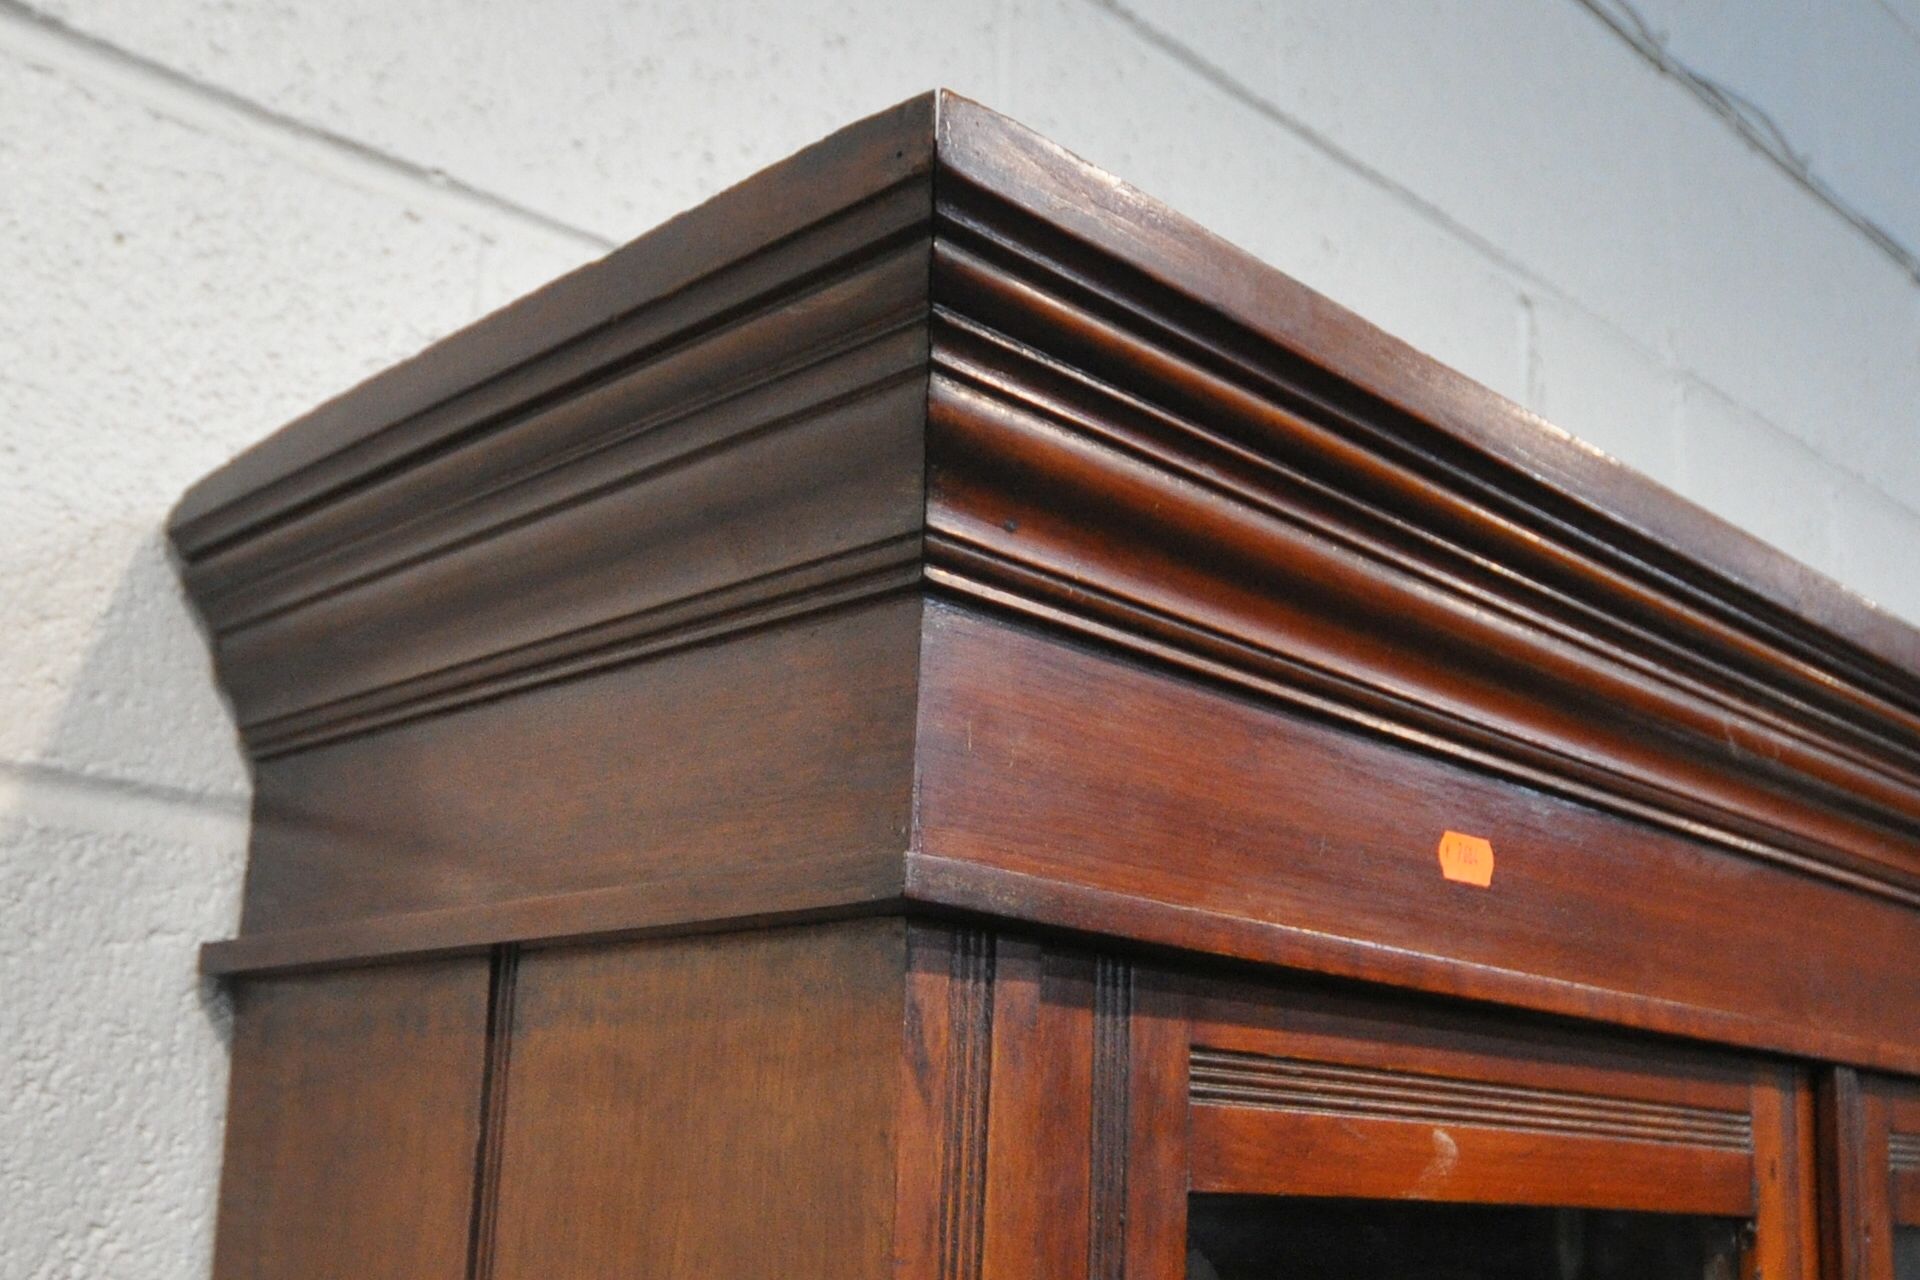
[2,2,1914,1274]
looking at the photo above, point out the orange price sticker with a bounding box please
[1437,831,1495,888]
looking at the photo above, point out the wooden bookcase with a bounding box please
[170,91,1920,1279]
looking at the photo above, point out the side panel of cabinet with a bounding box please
[211,957,492,1280]
[238,597,922,944]
[486,921,907,1280]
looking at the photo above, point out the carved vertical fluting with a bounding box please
[1088,957,1132,1280]
[938,930,994,1280]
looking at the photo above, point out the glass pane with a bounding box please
[1895,1225,1920,1280]
[1188,1195,1746,1280]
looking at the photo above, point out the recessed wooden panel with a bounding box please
[487,922,907,1280]
[211,958,491,1280]
[913,601,1920,1072]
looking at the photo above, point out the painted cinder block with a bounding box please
[5,2,1920,1274]
[1524,297,1683,487]
[27,0,1006,239]
[1675,380,1841,579]
[1000,0,1532,403]
[0,49,497,798]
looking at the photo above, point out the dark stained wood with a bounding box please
[893,925,994,1280]
[176,92,1920,999]
[978,938,1095,1276]
[1749,1065,1821,1280]
[172,95,937,548]
[923,236,1920,900]
[1191,1106,1751,1214]
[892,932,1193,1280]
[219,329,926,745]
[1823,1068,1900,1280]
[1184,967,1760,1217]
[1826,1073,1920,1280]
[465,948,517,1280]
[487,922,907,1279]
[230,596,920,942]
[1122,968,1190,1280]
[925,86,1920,909]
[930,93,1920,681]
[1822,1068,1874,1280]
[172,91,1920,1280]
[1886,1080,1920,1227]
[912,601,1920,1073]
[211,958,491,1280]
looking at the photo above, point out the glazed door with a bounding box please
[897,930,1819,1280]
[1187,1198,1746,1279]
[1881,1078,1920,1279]
[1135,966,1818,1280]
[1823,1071,1920,1280]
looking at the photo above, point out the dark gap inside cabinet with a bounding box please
[1187,1196,1747,1280]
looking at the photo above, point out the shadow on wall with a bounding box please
[0,522,252,1272]
[8,519,251,1018]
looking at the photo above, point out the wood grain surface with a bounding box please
[486,923,907,1280]
[211,959,491,1280]
[912,601,1920,1072]
[171,91,1920,1280]
[174,97,1920,1071]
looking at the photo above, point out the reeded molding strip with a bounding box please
[938,931,993,1280]
[1892,1131,1920,1173]
[1087,957,1130,1280]
[1189,1047,1753,1152]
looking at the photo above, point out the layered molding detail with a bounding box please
[922,153,1920,904]
[1188,1048,1754,1153]
[1892,1131,1920,1174]
[171,92,1920,971]
[1087,958,1131,1280]
[174,107,937,758]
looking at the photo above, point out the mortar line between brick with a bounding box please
[1094,0,1581,307]
[0,0,616,255]
[1096,0,1920,533]
[0,760,250,822]
[1576,0,1920,286]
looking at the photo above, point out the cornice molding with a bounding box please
[170,91,1920,973]
[920,135,1920,900]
